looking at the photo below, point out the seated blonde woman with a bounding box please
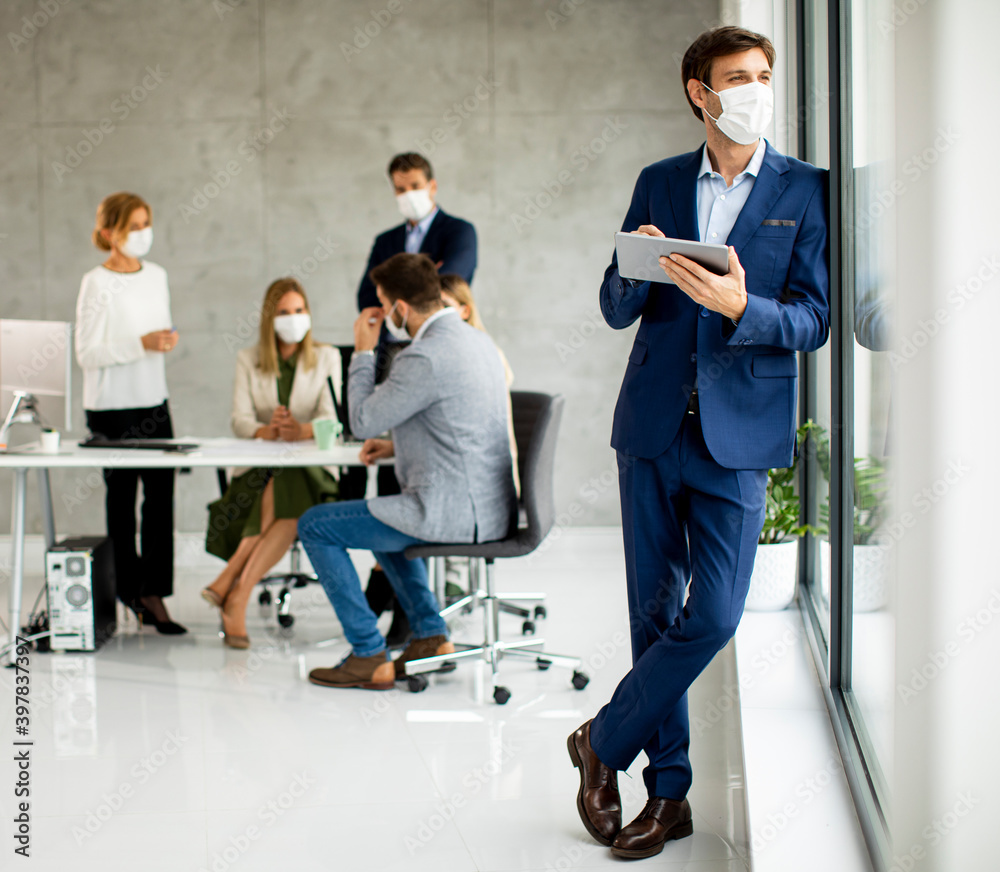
[203,277,342,648]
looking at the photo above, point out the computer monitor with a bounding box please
[0,319,73,447]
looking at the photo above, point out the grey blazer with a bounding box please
[348,310,517,543]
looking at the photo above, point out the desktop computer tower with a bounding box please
[45,537,116,652]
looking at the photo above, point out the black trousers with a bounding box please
[84,401,175,603]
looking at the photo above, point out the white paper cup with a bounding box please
[40,430,60,454]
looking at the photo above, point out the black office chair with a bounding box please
[402,391,589,704]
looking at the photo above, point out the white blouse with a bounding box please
[75,261,172,411]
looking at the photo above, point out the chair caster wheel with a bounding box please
[493,686,511,705]
[522,620,536,635]
[534,605,547,619]
[277,613,294,628]
[571,671,589,690]
[407,675,429,693]
[536,658,552,671]
[258,590,272,606]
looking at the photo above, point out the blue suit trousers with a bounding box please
[589,411,767,800]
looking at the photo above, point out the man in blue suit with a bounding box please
[356,152,477,311]
[568,27,830,860]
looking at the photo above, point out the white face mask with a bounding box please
[701,80,773,146]
[273,313,311,344]
[121,227,153,258]
[383,301,410,341]
[396,188,435,223]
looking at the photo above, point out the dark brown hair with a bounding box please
[369,253,442,313]
[681,26,776,121]
[387,152,434,181]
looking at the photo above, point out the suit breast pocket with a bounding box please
[628,340,648,366]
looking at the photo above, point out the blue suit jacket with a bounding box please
[357,208,478,311]
[601,142,830,470]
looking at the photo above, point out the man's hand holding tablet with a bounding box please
[624,225,749,323]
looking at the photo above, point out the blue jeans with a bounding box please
[298,500,448,657]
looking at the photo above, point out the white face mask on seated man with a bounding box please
[383,301,411,342]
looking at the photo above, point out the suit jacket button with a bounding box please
[689,353,697,363]
[700,308,709,317]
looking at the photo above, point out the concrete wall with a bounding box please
[0,0,720,535]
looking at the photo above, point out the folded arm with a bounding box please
[436,220,477,281]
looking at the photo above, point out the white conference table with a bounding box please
[0,437,372,655]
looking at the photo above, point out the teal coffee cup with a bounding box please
[312,417,342,450]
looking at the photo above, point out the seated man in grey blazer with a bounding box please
[299,253,517,690]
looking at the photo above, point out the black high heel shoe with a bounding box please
[149,617,188,635]
[132,598,188,635]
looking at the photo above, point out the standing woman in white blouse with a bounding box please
[75,191,186,634]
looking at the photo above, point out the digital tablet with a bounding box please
[615,232,730,284]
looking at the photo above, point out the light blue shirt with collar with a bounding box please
[696,137,767,245]
[404,206,439,254]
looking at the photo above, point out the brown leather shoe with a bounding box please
[308,652,395,690]
[610,796,693,859]
[567,719,621,846]
[393,634,456,678]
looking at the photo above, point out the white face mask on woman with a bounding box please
[700,80,773,146]
[273,313,312,344]
[121,227,153,258]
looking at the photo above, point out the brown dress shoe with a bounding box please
[393,634,456,678]
[567,719,621,846]
[308,652,395,690]
[611,796,693,859]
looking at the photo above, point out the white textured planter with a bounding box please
[852,543,891,612]
[745,541,799,611]
[819,540,890,613]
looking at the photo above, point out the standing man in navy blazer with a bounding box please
[568,27,830,860]
[357,152,477,311]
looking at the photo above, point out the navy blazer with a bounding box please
[357,208,478,311]
[601,142,830,470]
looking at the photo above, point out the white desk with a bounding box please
[0,437,370,654]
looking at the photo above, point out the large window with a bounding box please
[847,0,894,819]
[795,0,894,868]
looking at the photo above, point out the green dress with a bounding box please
[205,352,339,561]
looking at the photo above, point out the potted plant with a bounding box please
[825,455,891,611]
[808,424,891,612]
[745,424,816,611]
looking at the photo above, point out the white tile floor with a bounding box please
[0,530,863,870]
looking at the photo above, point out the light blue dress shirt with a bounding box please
[695,138,767,244]
[404,206,439,254]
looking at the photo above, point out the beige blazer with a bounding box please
[230,343,343,477]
